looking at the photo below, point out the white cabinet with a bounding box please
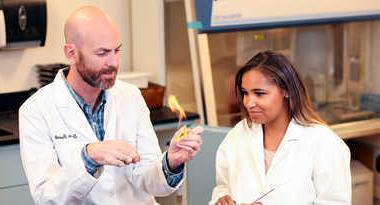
[0,185,34,205]
[186,126,230,205]
[0,144,33,205]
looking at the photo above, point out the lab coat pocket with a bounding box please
[271,173,314,204]
[53,133,85,166]
[125,138,137,149]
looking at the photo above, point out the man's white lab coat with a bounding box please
[210,119,351,205]
[19,70,180,205]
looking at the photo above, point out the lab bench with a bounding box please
[0,107,199,205]
[2,106,380,205]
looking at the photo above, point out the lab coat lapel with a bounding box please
[269,119,302,172]
[103,91,116,140]
[53,71,98,142]
[246,123,266,190]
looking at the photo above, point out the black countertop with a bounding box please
[0,111,19,145]
[150,107,199,125]
[0,89,199,145]
[0,90,36,146]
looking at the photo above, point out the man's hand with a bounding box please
[87,140,140,167]
[167,126,203,170]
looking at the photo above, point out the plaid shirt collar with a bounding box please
[61,68,107,141]
[61,68,107,113]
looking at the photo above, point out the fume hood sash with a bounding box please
[195,0,380,33]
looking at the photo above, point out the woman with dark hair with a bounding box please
[210,51,351,205]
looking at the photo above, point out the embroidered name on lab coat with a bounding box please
[54,134,78,140]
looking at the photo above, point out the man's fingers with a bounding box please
[103,155,124,167]
[115,142,139,157]
[131,154,140,163]
[177,133,202,150]
[177,128,202,144]
[179,136,202,146]
[117,151,140,164]
[176,144,196,152]
[177,141,201,151]
[176,144,200,159]
[105,148,139,166]
[121,155,132,164]
[113,142,140,163]
[191,126,204,134]
[87,140,141,167]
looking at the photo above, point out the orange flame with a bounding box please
[168,95,187,126]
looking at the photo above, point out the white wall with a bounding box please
[0,0,131,93]
[131,0,166,85]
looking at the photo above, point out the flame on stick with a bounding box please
[168,95,187,127]
[168,95,189,142]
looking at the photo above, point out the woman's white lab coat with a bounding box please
[210,119,351,205]
[19,70,180,205]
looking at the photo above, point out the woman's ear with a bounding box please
[284,91,289,99]
[63,43,78,64]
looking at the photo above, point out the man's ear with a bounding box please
[64,43,78,64]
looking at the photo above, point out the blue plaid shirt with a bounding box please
[62,70,183,187]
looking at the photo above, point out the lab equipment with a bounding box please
[253,187,276,203]
[234,186,276,204]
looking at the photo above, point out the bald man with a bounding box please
[19,6,203,205]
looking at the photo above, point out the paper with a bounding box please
[175,125,188,142]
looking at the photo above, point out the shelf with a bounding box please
[330,118,380,140]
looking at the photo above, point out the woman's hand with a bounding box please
[239,202,263,205]
[215,195,235,205]
[215,195,263,205]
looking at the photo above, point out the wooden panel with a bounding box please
[330,118,380,139]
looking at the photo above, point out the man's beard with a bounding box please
[76,53,118,90]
